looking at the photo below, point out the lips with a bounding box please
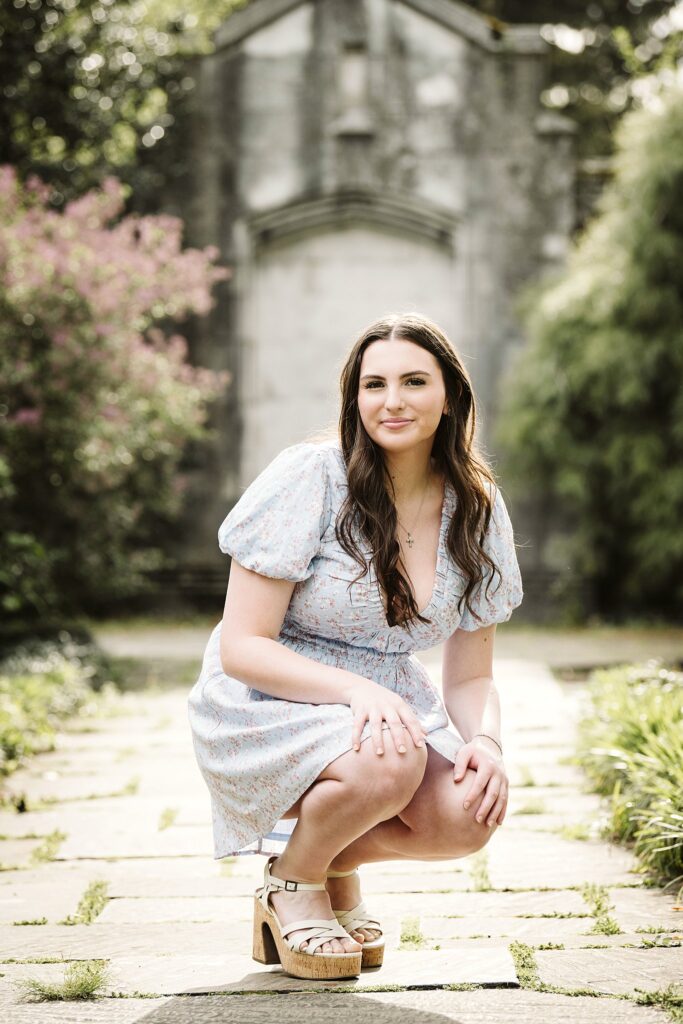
[383,419,412,424]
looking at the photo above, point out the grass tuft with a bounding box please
[15,959,111,1002]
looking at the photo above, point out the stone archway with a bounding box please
[236,192,460,481]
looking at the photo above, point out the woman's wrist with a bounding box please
[471,733,503,756]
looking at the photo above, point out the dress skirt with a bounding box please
[187,622,466,860]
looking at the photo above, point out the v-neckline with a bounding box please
[380,477,452,621]
[412,476,450,617]
[329,440,452,622]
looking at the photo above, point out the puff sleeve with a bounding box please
[218,442,332,582]
[457,485,524,631]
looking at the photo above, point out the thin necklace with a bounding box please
[394,477,432,548]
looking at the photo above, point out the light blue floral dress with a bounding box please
[187,438,523,859]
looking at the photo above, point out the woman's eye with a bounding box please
[362,378,426,389]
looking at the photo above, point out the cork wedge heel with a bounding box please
[252,855,362,980]
[327,867,385,968]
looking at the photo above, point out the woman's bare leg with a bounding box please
[328,744,498,871]
[321,744,497,944]
[268,731,428,955]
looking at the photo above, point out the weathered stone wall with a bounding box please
[165,0,577,618]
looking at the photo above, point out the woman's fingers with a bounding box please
[474,784,501,824]
[403,712,427,749]
[463,764,489,812]
[350,694,428,756]
[490,789,507,826]
[351,711,367,751]
[370,712,385,755]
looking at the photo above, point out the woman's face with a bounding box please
[357,338,448,453]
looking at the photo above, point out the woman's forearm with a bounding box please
[443,675,501,746]
[220,634,369,705]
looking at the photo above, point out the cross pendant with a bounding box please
[406,533,414,547]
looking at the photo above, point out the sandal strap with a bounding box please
[326,867,358,878]
[261,855,326,895]
[333,901,382,933]
[280,917,356,955]
[264,875,326,893]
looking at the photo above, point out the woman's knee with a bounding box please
[322,733,428,813]
[357,736,428,810]
[400,765,499,855]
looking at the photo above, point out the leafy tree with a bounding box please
[497,86,683,621]
[0,0,246,210]
[2,0,680,211]
[0,167,230,636]
[469,0,682,161]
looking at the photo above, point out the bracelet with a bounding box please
[472,732,503,756]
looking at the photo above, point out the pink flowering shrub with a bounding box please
[0,167,230,635]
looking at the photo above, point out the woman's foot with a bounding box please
[325,870,382,944]
[268,858,362,956]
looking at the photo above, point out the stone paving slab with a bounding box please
[3,771,202,806]
[1,989,170,1023]
[22,751,197,782]
[0,799,209,844]
[535,947,683,995]
[108,948,518,994]
[57,824,214,862]
[0,878,88,924]
[0,838,44,867]
[3,918,673,964]
[2,987,674,1023]
[483,831,641,888]
[609,889,683,933]
[0,948,517,998]
[96,887,594,924]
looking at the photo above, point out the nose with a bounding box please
[384,385,405,410]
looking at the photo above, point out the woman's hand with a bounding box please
[453,736,508,827]
[348,680,428,755]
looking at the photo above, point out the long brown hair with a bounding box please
[334,312,501,631]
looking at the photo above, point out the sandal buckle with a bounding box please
[284,879,298,891]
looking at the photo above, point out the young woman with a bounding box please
[187,312,523,980]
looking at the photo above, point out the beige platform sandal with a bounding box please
[327,867,385,968]
[252,855,362,980]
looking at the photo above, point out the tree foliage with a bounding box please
[0,167,230,635]
[469,0,682,160]
[0,0,247,210]
[497,86,683,621]
[1,0,680,211]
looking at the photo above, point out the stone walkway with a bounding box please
[0,628,681,1022]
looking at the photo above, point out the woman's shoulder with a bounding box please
[285,437,346,481]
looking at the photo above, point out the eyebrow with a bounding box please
[360,371,432,380]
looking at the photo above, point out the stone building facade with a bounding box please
[169,0,577,615]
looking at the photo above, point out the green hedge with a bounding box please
[575,661,683,888]
[0,632,118,778]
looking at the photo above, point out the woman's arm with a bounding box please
[220,560,369,703]
[441,623,502,754]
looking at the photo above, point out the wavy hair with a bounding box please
[332,312,501,631]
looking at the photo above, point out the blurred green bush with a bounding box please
[575,660,683,888]
[0,631,118,778]
[498,85,683,621]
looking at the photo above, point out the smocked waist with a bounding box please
[278,626,412,661]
